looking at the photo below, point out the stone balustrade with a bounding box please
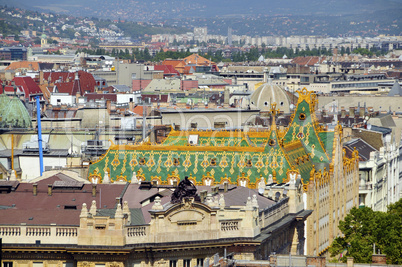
[0,225,78,244]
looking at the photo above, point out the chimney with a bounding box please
[372,254,386,265]
[106,100,112,113]
[200,190,208,202]
[129,101,135,111]
[47,184,52,196]
[92,184,96,197]
[349,107,355,117]
[341,107,347,118]
[173,180,178,187]
[224,182,228,193]
[39,71,44,85]
[212,185,219,195]
[347,257,354,267]
[33,184,38,196]
[359,107,365,117]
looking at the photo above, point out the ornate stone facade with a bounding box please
[1,173,310,267]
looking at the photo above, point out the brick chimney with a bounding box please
[39,71,44,85]
[372,254,386,264]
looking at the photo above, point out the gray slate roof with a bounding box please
[387,81,402,96]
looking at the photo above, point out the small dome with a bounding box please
[250,81,291,113]
[0,95,32,128]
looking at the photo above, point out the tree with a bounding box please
[330,199,402,264]
[329,207,378,263]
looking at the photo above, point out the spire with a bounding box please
[123,201,131,224]
[246,196,253,210]
[89,200,97,215]
[270,103,279,129]
[252,194,259,208]
[72,72,82,96]
[80,203,88,218]
[115,203,123,219]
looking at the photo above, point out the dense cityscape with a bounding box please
[0,1,402,267]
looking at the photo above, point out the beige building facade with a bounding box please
[0,171,310,267]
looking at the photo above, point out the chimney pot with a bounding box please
[47,184,52,196]
[33,184,38,196]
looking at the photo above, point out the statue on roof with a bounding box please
[171,176,201,203]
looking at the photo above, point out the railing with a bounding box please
[127,226,147,237]
[0,225,79,245]
[0,227,21,236]
[220,221,239,231]
[26,227,51,236]
[56,227,77,237]
[359,184,372,190]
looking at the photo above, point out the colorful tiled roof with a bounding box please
[282,88,331,164]
[88,88,337,189]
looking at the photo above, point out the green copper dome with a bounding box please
[0,95,32,129]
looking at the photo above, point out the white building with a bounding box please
[344,125,401,211]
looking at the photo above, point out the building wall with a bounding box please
[161,110,259,129]
[20,156,67,180]
[1,185,307,267]
[318,95,402,112]
[306,126,359,256]
[50,94,75,106]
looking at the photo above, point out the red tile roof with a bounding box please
[12,76,42,99]
[86,93,117,102]
[291,56,327,66]
[0,172,127,226]
[153,65,180,76]
[43,71,96,95]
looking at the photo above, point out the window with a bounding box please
[169,260,177,267]
[183,259,191,267]
[3,262,13,267]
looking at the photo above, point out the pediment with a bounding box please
[168,209,205,225]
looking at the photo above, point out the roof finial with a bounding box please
[270,102,279,128]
